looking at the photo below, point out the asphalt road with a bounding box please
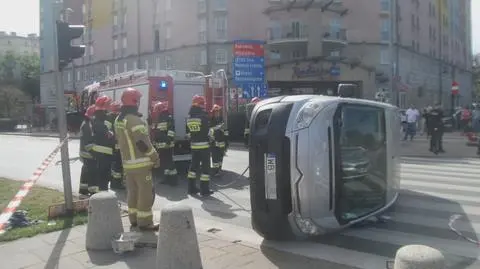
[1,134,479,269]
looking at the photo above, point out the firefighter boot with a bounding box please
[200,181,214,197]
[110,178,125,190]
[139,223,160,231]
[188,180,199,195]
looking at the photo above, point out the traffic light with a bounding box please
[56,20,85,71]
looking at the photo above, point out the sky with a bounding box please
[0,0,479,53]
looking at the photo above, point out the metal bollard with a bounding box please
[86,191,124,250]
[394,245,445,269]
[156,204,202,269]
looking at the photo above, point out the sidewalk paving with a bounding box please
[0,216,356,269]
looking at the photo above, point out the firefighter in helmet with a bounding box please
[108,101,125,190]
[244,97,260,146]
[210,104,227,176]
[79,105,96,196]
[186,95,214,196]
[114,87,160,231]
[151,101,178,185]
[91,96,115,191]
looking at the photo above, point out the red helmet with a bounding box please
[109,101,121,113]
[211,104,222,113]
[153,101,168,113]
[95,95,112,111]
[121,87,142,106]
[251,97,260,104]
[192,95,206,108]
[84,105,95,119]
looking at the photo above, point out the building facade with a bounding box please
[0,32,39,56]
[39,0,473,108]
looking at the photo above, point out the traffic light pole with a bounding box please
[53,16,74,215]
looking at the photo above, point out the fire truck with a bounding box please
[74,69,228,164]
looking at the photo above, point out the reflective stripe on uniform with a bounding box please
[105,120,112,130]
[137,210,153,218]
[131,124,148,134]
[200,174,210,182]
[128,208,137,214]
[244,128,250,135]
[111,170,122,179]
[164,169,178,175]
[224,130,229,136]
[212,162,222,168]
[191,141,209,149]
[84,143,94,151]
[80,151,93,159]
[167,130,175,137]
[123,157,153,170]
[215,142,225,148]
[154,142,168,148]
[187,171,196,179]
[92,145,113,155]
[79,183,88,189]
[88,186,99,193]
[155,122,168,130]
[115,144,120,150]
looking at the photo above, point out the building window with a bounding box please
[122,37,127,48]
[166,25,171,39]
[123,13,127,26]
[67,72,71,82]
[215,16,227,40]
[165,56,173,69]
[269,49,281,60]
[77,71,81,81]
[154,30,160,51]
[380,0,389,12]
[380,18,390,41]
[133,61,137,70]
[199,18,207,43]
[114,63,118,73]
[89,45,94,55]
[114,39,118,50]
[215,49,227,64]
[380,48,389,64]
[166,0,172,10]
[291,50,303,59]
[200,50,207,65]
[145,60,149,69]
[198,0,206,13]
[106,65,110,76]
[123,62,128,71]
[113,15,118,25]
[156,56,161,69]
[215,0,227,10]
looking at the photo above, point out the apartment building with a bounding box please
[0,32,39,56]
[40,0,268,106]
[265,0,473,107]
[39,0,473,108]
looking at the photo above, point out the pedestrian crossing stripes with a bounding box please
[165,156,480,268]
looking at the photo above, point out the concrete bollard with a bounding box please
[86,191,124,250]
[156,204,202,269]
[394,245,445,269]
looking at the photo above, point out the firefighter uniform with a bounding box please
[151,102,178,185]
[91,96,115,191]
[108,101,124,190]
[186,95,214,196]
[115,87,160,230]
[210,105,227,176]
[79,105,96,195]
[244,97,260,146]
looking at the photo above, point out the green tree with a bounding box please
[0,86,27,117]
[18,54,40,101]
[0,51,18,85]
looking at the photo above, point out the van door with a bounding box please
[333,103,387,224]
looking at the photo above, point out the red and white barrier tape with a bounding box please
[0,136,69,235]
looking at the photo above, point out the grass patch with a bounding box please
[0,178,88,242]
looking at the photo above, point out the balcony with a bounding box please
[267,24,309,47]
[322,28,348,51]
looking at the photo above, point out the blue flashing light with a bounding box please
[159,80,168,90]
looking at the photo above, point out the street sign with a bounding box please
[233,40,266,97]
[242,83,268,99]
[451,81,459,95]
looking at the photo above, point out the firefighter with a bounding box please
[186,95,214,196]
[91,95,115,191]
[244,97,260,146]
[115,87,160,231]
[210,104,227,176]
[108,101,125,190]
[151,101,178,185]
[79,105,96,196]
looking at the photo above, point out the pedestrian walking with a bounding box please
[404,105,420,141]
[427,104,445,154]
